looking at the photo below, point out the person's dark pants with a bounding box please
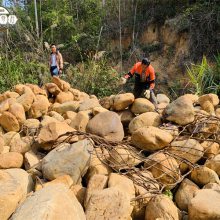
[133,73,150,98]
[133,81,149,98]
[50,66,59,77]
[133,73,157,106]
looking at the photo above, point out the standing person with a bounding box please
[49,44,63,77]
[122,58,157,105]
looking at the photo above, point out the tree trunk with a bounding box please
[118,0,122,72]
[34,0,39,38]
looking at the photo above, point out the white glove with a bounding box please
[119,77,127,85]
[144,90,151,99]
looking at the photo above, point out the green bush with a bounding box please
[64,57,120,97]
[187,55,220,95]
[0,53,49,92]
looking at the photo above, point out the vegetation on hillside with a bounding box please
[0,0,219,97]
[187,55,220,96]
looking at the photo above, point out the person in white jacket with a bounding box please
[49,44,63,77]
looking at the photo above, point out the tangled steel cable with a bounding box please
[53,112,220,201]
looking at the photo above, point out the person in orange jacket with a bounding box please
[122,58,157,105]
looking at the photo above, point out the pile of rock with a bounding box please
[0,76,219,220]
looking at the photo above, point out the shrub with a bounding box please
[64,57,120,97]
[186,55,220,96]
[0,53,49,93]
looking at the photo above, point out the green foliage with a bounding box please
[163,189,173,200]
[64,57,120,97]
[186,56,208,95]
[10,0,103,63]
[0,53,48,92]
[181,2,220,60]
[187,55,220,95]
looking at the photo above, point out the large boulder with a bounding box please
[23,119,40,135]
[216,108,220,118]
[52,76,71,92]
[45,83,61,95]
[0,152,23,168]
[0,111,20,132]
[80,92,90,101]
[168,139,204,172]
[70,111,90,132]
[0,170,24,220]
[55,91,74,104]
[71,184,86,206]
[37,121,75,150]
[28,95,50,118]
[48,111,64,122]
[0,91,19,102]
[0,98,10,113]
[131,126,173,151]
[26,83,47,96]
[156,93,170,104]
[132,170,160,206]
[182,94,199,104]
[190,166,220,186]
[42,139,93,183]
[86,111,124,142]
[159,124,179,137]
[117,109,135,126]
[85,148,112,181]
[108,173,135,201]
[5,168,34,198]
[157,102,169,114]
[40,115,60,127]
[131,98,155,114]
[14,84,27,95]
[201,141,219,158]
[35,175,74,191]
[17,87,35,111]
[163,96,195,125]
[99,96,112,110]
[40,115,59,127]
[79,99,101,111]
[145,152,181,187]
[188,189,220,220]
[92,106,108,115]
[109,145,141,169]
[111,93,134,111]
[84,174,108,208]
[85,187,132,220]
[11,184,86,220]
[8,103,26,124]
[24,151,41,170]
[52,101,79,114]
[205,154,220,176]
[108,173,135,215]
[203,183,220,190]
[145,194,180,220]
[63,111,77,120]
[129,112,162,133]
[198,118,219,139]
[0,98,17,114]
[174,178,199,211]
[198,94,219,115]
[0,134,4,152]
[3,131,17,146]
[69,88,81,101]
[9,133,32,154]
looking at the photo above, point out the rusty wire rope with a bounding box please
[50,112,220,202]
